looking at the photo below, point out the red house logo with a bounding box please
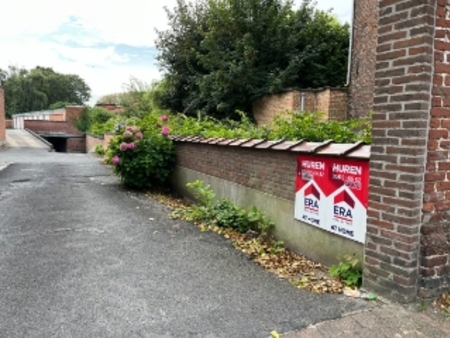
[333,190,354,221]
[304,184,320,212]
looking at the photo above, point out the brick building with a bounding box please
[348,0,379,118]
[252,87,348,125]
[12,106,86,152]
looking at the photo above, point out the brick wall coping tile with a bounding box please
[171,136,370,159]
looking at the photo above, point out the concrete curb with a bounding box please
[0,140,8,151]
[24,128,54,152]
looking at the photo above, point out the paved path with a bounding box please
[283,301,450,338]
[0,147,367,338]
[5,129,50,149]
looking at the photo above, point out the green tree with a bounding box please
[1,66,91,118]
[97,77,154,117]
[155,0,209,115]
[155,0,350,119]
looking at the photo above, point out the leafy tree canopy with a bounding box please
[155,0,350,119]
[1,65,91,118]
[97,77,169,118]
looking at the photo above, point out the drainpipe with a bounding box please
[346,0,356,86]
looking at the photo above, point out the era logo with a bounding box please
[305,198,319,210]
[333,206,353,219]
[333,190,355,221]
[304,183,320,212]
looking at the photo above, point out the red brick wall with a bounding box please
[176,143,297,201]
[420,1,450,299]
[64,106,84,127]
[67,138,86,153]
[24,120,82,136]
[366,1,446,302]
[328,90,349,121]
[348,0,378,118]
[86,134,104,153]
[252,91,300,125]
[49,114,65,122]
[252,88,348,126]
[95,104,125,113]
[104,133,114,146]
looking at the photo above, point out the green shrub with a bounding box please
[72,108,91,132]
[82,107,372,144]
[176,180,274,236]
[94,144,105,155]
[107,122,175,190]
[212,198,250,232]
[269,111,372,144]
[165,110,371,144]
[329,253,363,288]
[73,106,117,135]
[179,180,217,223]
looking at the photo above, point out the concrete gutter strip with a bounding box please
[24,128,54,152]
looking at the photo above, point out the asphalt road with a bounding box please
[0,147,367,338]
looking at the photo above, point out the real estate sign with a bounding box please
[294,156,370,243]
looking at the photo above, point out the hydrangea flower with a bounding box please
[123,131,133,139]
[112,156,120,165]
[161,126,170,136]
[161,115,169,122]
[119,142,128,151]
[126,126,133,132]
[127,142,136,150]
[135,132,143,139]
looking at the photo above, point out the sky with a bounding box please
[0,0,353,106]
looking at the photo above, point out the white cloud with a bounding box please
[0,0,353,106]
[1,0,178,46]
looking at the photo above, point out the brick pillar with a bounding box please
[364,1,438,303]
[0,87,6,142]
[420,0,450,299]
[348,0,378,118]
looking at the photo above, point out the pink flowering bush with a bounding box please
[161,126,170,136]
[111,156,120,165]
[107,120,175,190]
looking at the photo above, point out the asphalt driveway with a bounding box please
[0,147,366,337]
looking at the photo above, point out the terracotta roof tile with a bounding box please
[172,136,370,159]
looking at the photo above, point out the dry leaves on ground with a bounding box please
[146,190,346,294]
[434,293,450,314]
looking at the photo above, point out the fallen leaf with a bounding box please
[270,331,280,338]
